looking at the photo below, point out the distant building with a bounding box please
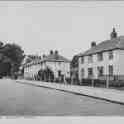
[22,55,42,79]
[78,28,124,82]
[23,50,70,82]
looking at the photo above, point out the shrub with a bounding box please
[65,77,71,84]
[80,79,106,87]
[54,78,60,83]
[80,79,92,86]
[94,79,106,87]
[109,80,124,87]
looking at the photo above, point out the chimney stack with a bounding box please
[110,27,117,39]
[50,50,53,55]
[55,50,58,55]
[91,41,96,48]
[42,54,46,58]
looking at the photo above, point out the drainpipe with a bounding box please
[64,75,67,85]
[91,77,94,87]
[106,75,109,88]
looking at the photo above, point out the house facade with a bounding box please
[23,50,70,82]
[78,28,124,82]
[23,59,42,80]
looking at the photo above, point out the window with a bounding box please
[81,68,85,78]
[108,51,113,60]
[58,70,61,76]
[97,66,104,76]
[88,55,93,63]
[81,57,84,64]
[58,62,61,65]
[97,52,103,61]
[109,65,113,76]
[88,68,93,77]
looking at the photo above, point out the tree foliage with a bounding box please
[38,67,54,82]
[0,41,24,75]
[3,43,24,64]
[70,55,79,68]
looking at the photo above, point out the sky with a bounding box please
[0,1,124,59]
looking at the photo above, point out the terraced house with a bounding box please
[78,28,124,82]
[23,50,70,82]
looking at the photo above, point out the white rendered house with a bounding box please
[78,28,124,82]
[23,50,70,81]
[23,58,42,79]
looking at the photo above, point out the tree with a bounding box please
[70,55,79,85]
[3,43,24,63]
[70,55,79,69]
[38,67,54,82]
[0,42,24,76]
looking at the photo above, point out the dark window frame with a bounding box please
[97,66,104,77]
[108,65,113,76]
[88,68,93,77]
[58,70,61,77]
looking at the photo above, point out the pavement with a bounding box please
[16,79,124,105]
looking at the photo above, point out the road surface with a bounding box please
[0,79,124,116]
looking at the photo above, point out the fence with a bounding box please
[80,75,124,88]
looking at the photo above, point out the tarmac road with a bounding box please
[0,79,124,116]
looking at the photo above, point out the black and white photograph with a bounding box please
[0,0,124,118]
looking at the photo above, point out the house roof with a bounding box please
[43,53,70,63]
[78,36,124,57]
[23,52,70,67]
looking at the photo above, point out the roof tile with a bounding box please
[43,53,70,62]
[79,36,124,56]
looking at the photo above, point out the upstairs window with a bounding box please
[108,51,113,60]
[58,62,61,65]
[81,57,84,64]
[58,70,61,77]
[97,66,104,77]
[88,68,93,77]
[109,65,113,76]
[97,52,103,61]
[88,55,93,63]
[81,68,85,78]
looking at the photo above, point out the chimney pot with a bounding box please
[55,50,58,55]
[50,50,53,55]
[110,27,117,39]
[43,54,46,58]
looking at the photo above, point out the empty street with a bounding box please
[0,79,124,116]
